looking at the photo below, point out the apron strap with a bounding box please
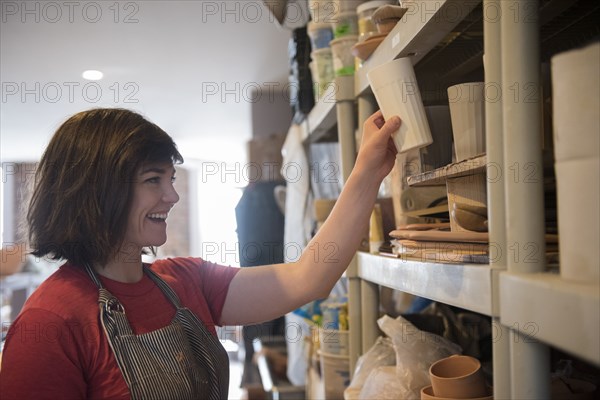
[143,265,185,309]
[83,262,104,289]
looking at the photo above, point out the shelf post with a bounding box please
[501,1,550,397]
[357,94,377,134]
[484,0,511,397]
[501,2,546,272]
[335,75,357,183]
[355,92,382,357]
[335,74,361,372]
[347,256,361,376]
[360,279,379,353]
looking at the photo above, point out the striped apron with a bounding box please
[84,264,229,400]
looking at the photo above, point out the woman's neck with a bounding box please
[95,249,144,283]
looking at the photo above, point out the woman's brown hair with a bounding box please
[27,108,183,267]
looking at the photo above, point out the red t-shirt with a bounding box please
[0,257,239,399]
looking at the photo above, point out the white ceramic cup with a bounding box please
[555,156,600,283]
[367,57,433,153]
[551,42,599,162]
[447,82,486,161]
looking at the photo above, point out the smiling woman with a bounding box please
[0,107,401,400]
[26,108,184,269]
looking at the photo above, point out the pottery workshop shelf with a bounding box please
[354,0,482,96]
[305,75,356,143]
[499,271,600,366]
[313,0,600,396]
[305,83,337,142]
[357,252,493,316]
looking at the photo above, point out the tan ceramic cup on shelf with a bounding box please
[447,82,486,161]
[429,355,487,398]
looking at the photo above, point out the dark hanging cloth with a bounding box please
[234,181,287,385]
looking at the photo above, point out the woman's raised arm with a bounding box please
[220,111,400,326]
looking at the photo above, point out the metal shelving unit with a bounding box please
[357,252,493,316]
[499,272,600,366]
[304,83,337,142]
[304,0,599,397]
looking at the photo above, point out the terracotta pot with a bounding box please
[429,355,487,398]
[421,385,493,400]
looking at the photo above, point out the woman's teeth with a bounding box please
[147,213,167,220]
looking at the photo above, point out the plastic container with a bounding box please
[332,11,358,38]
[318,328,349,355]
[308,0,329,23]
[330,35,358,76]
[334,0,368,13]
[307,21,333,50]
[309,61,319,102]
[318,350,351,399]
[357,0,394,41]
[369,204,383,254]
[310,48,335,99]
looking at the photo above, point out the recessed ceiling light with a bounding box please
[82,70,104,81]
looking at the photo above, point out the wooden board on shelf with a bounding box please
[407,154,487,187]
[402,204,449,218]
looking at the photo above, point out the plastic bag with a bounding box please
[359,366,407,399]
[345,337,395,399]
[360,315,462,399]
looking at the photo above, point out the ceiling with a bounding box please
[0,0,292,163]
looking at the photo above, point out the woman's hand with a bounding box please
[354,111,401,182]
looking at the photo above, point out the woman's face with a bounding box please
[122,162,180,251]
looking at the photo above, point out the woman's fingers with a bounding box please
[364,111,401,134]
[365,110,384,129]
[379,115,401,137]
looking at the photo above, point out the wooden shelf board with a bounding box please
[408,154,487,187]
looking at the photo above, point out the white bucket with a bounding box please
[357,0,395,41]
[308,1,331,23]
[311,48,335,100]
[447,82,486,161]
[367,57,433,153]
[319,328,349,356]
[330,35,358,77]
[307,21,334,50]
[318,350,351,399]
[332,11,359,38]
[335,0,369,14]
